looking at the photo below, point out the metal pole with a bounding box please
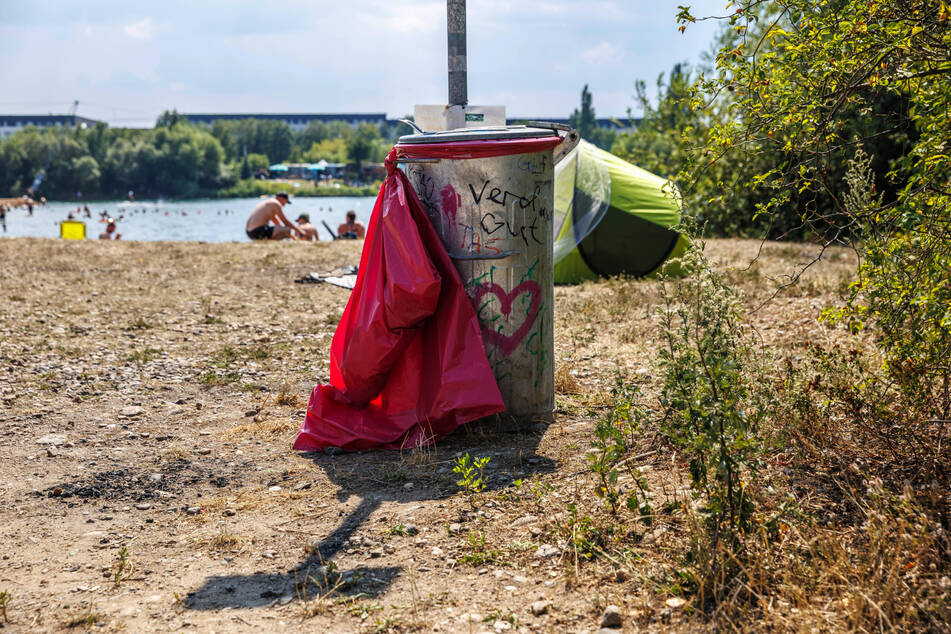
[447,0,467,107]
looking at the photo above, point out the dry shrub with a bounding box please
[693,479,950,631]
[554,363,581,395]
[206,528,246,551]
[276,382,306,407]
[161,444,190,461]
[224,416,299,439]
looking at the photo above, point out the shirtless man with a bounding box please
[295,214,320,241]
[246,192,302,241]
[336,210,366,239]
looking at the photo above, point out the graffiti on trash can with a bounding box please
[472,280,541,358]
[516,154,549,175]
[439,184,461,222]
[480,211,543,246]
[457,223,502,255]
[467,179,541,212]
[406,167,440,217]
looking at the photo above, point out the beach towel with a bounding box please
[293,149,504,452]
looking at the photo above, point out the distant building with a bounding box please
[183,113,387,132]
[0,114,102,139]
[505,117,638,131]
[181,112,635,133]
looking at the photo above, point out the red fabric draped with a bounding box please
[293,149,505,452]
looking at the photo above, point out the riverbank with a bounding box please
[2,180,382,205]
[0,237,871,632]
[218,178,381,199]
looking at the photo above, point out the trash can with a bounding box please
[395,126,567,425]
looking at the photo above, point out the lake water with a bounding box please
[0,196,378,242]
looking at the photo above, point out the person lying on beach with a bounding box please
[337,210,366,239]
[99,220,121,240]
[245,192,302,241]
[296,214,320,241]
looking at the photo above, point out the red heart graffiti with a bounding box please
[471,281,541,357]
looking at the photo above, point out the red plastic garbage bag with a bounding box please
[293,150,505,452]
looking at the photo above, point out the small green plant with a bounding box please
[126,317,152,330]
[560,502,605,561]
[127,347,162,363]
[588,375,652,522]
[386,524,408,537]
[213,346,240,368]
[658,246,765,541]
[246,346,269,360]
[373,615,405,632]
[452,453,490,497]
[346,600,382,619]
[113,545,130,586]
[483,609,517,626]
[63,605,103,628]
[198,370,241,386]
[458,531,501,565]
[201,314,225,324]
[0,590,11,623]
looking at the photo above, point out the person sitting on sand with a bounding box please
[245,192,302,241]
[296,214,319,241]
[337,210,366,239]
[99,220,121,240]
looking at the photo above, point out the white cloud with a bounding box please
[124,18,153,40]
[169,82,185,92]
[359,1,443,34]
[581,41,621,65]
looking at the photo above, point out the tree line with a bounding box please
[0,112,409,199]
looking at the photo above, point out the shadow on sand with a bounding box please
[185,423,556,611]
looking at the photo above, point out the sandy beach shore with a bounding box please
[0,237,854,632]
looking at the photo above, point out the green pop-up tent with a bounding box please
[553,140,687,283]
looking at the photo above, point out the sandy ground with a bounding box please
[0,237,856,632]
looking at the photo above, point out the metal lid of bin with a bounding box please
[398,125,559,145]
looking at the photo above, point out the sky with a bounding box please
[0,1,724,127]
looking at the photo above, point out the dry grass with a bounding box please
[554,362,582,395]
[207,528,246,551]
[161,445,190,461]
[224,416,299,440]
[275,381,306,407]
[4,235,941,633]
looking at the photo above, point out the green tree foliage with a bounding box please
[568,84,617,150]
[209,118,293,164]
[570,84,598,139]
[245,152,269,172]
[345,123,382,171]
[302,138,348,164]
[0,121,224,198]
[679,1,951,478]
[611,65,696,179]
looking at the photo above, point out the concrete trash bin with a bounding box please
[396,125,566,425]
